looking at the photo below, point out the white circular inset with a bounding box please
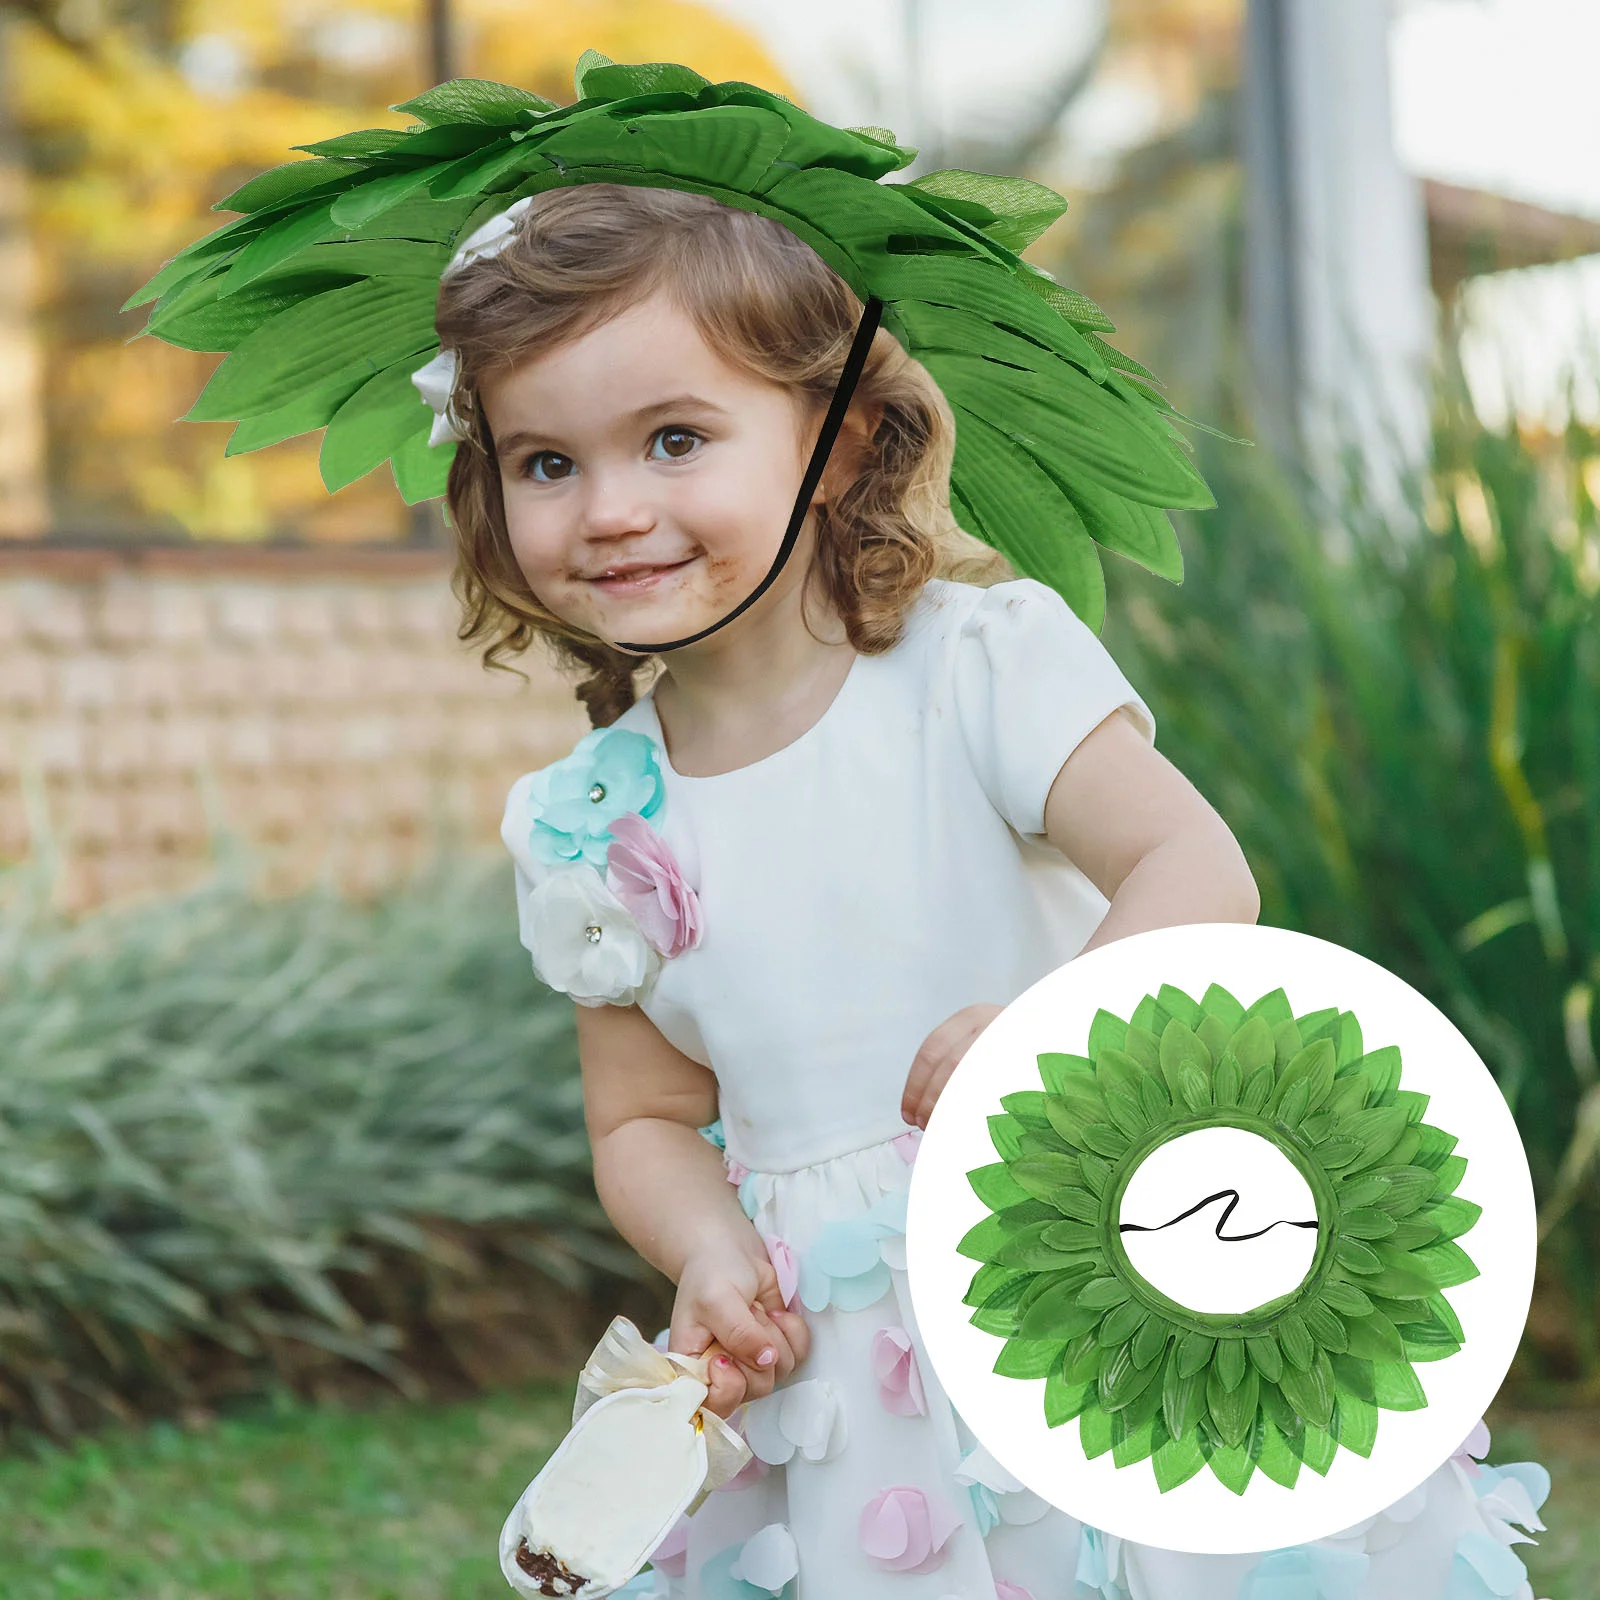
[1119,1127,1319,1316]
[904,923,1537,1555]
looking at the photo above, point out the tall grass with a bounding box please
[0,858,667,1440]
[1103,380,1600,1384]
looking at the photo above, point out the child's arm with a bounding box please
[901,708,1258,1130]
[1042,707,1259,951]
[576,1000,809,1416]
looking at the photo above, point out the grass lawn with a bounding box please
[0,1388,1591,1598]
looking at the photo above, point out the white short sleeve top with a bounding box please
[502,577,1155,1175]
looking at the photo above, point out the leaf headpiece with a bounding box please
[961,983,1480,1495]
[127,51,1215,628]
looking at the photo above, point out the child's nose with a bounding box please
[581,466,658,538]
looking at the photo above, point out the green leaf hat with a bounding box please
[126,49,1216,630]
[959,982,1480,1496]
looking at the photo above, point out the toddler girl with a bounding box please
[441,180,1543,1600]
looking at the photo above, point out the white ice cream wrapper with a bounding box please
[499,1316,752,1598]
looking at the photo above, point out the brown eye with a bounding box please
[527,451,574,482]
[651,427,701,461]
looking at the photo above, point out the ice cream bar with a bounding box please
[498,1318,752,1598]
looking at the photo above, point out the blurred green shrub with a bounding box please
[0,859,662,1440]
[1104,385,1600,1384]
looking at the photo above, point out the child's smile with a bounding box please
[480,291,820,651]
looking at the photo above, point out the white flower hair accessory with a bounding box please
[410,195,536,447]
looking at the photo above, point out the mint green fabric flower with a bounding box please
[527,728,664,870]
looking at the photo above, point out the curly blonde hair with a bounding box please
[437,183,1008,726]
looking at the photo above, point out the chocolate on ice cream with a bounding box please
[514,1538,590,1597]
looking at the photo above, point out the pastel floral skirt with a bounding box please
[612,1132,1553,1600]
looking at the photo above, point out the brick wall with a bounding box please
[0,545,592,911]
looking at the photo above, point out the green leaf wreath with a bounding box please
[958,984,1481,1496]
[124,50,1221,632]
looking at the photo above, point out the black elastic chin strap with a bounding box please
[612,295,884,654]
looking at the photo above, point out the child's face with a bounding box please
[481,291,819,649]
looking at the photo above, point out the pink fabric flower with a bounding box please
[766,1235,799,1310]
[859,1486,961,1574]
[893,1128,923,1163]
[604,812,704,958]
[648,1514,691,1578]
[727,1158,750,1186]
[871,1327,927,1416]
[996,1583,1038,1600]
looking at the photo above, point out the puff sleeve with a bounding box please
[952,578,1155,837]
[500,771,543,958]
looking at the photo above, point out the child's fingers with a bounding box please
[701,1350,748,1419]
[768,1306,810,1372]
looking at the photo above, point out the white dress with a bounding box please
[501,577,1551,1600]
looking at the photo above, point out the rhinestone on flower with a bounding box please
[584,924,603,944]
[588,783,606,803]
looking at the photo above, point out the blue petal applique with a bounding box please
[1075,1526,1126,1600]
[1237,1547,1369,1600]
[1475,1460,1552,1522]
[968,1480,999,1537]
[698,1119,727,1151]
[1446,1533,1529,1600]
[809,1217,884,1280]
[792,1187,909,1313]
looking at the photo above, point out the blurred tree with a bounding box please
[1,0,788,541]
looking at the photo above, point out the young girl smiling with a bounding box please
[456,183,1266,1597]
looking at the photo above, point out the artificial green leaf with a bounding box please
[387,423,455,504]
[319,360,436,491]
[1177,1330,1215,1378]
[188,279,438,421]
[223,372,370,456]
[394,77,558,127]
[987,1113,1026,1162]
[996,1337,1068,1380]
[999,1090,1052,1129]
[1370,1359,1428,1410]
[1153,1430,1207,1491]
[1043,1371,1092,1428]
[963,1262,1026,1307]
[1206,1362,1259,1448]
[1279,1349,1336,1429]
[967,1161,1033,1211]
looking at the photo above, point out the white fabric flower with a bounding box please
[446,195,534,277]
[728,1523,799,1593]
[526,866,660,1007]
[741,1380,848,1465]
[411,197,536,446]
[411,348,462,447]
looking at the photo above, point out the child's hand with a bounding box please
[901,1004,1005,1131]
[671,1243,810,1419]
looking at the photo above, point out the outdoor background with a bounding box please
[0,0,1598,1595]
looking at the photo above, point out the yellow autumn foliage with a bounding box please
[8,0,789,540]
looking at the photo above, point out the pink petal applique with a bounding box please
[893,1128,923,1163]
[726,1158,750,1185]
[605,812,704,958]
[995,1583,1037,1600]
[649,1514,691,1578]
[766,1235,799,1310]
[859,1486,960,1574]
[871,1326,927,1417]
